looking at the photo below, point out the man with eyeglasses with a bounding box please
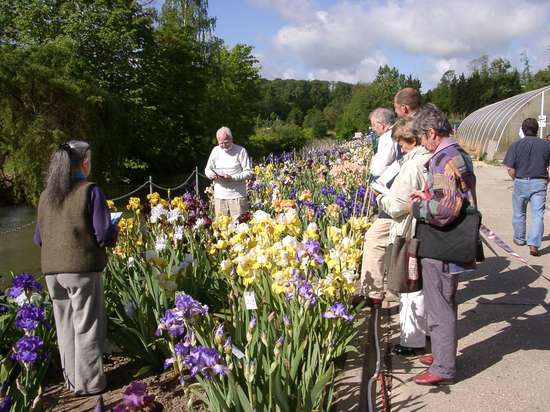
[205,126,253,218]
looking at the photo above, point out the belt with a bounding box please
[516,177,548,181]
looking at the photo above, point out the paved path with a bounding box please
[337,163,550,412]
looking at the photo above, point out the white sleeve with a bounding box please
[232,148,254,181]
[204,148,217,179]
[370,133,396,177]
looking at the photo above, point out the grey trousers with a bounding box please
[46,272,107,395]
[421,258,459,379]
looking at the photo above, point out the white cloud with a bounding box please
[367,0,549,57]
[250,0,316,22]
[263,0,550,88]
[274,3,374,70]
[423,57,471,89]
[309,51,388,84]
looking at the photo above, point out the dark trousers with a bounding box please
[422,258,459,378]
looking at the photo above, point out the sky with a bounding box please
[153,0,550,91]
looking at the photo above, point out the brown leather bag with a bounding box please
[386,216,422,293]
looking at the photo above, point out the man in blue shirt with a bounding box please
[503,118,550,256]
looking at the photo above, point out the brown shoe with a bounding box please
[529,246,540,256]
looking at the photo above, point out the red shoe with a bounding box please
[419,354,433,366]
[414,370,454,386]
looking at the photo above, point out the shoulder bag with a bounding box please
[387,216,422,293]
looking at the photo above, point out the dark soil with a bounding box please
[42,356,205,411]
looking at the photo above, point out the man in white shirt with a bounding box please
[369,108,397,178]
[205,127,253,218]
[359,89,420,308]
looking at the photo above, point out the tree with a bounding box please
[335,66,421,139]
[520,51,533,88]
[286,106,304,126]
[248,120,309,158]
[303,108,328,139]
[0,42,126,202]
[428,70,456,113]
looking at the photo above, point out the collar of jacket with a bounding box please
[431,137,457,158]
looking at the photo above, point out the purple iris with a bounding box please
[156,309,185,337]
[163,358,175,370]
[0,305,8,315]
[185,346,227,380]
[7,273,42,299]
[289,188,298,199]
[356,186,367,199]
[315,204,326,218]
[223,336,232,354]
[175,333,193,358]
[15,304,45,332]
[298,281,317,306]
[283,314,291,328]
[182,193,194,203]
[0,396,11,412]
[11,335,43,366]
[113,381,163,412]
[297,240,324,265]
[214,323,225,345]
[335,193,347,208]
[323,303,354,322]
[248,316,257,332]
[174,293,208,319]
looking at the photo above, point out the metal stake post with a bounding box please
[195,166,199,196]
[149,176,153,195]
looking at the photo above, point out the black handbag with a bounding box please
[415,205,482,263]
[387,217,422,293]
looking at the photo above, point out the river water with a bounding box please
[0,173,208,280]
[0,205,40,277]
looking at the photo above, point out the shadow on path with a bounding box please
[456,256,548,382]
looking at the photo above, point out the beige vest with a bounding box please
[38,181,107,275]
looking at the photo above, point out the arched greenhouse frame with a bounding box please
[455,85,550,160]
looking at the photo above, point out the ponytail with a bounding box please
[43,140,90,208]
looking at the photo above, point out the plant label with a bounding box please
[231,344,245,359]
[244,291,257,310]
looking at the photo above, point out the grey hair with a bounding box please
[216,126,233,140]
[369,108,396,127]
[43,140,91,208]
[412,103,452,137]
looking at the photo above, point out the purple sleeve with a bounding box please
[89,186,118,247]
[34,223,42,247]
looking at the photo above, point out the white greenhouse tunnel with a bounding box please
[456,85,550,160]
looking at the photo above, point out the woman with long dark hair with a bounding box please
[34,140,118,395]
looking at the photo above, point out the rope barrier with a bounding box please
[109,181,150,202]
[1,170,204,236]
[150,170,196,192]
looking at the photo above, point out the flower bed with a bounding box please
[0,140,374,411]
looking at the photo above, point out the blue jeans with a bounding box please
[512,178,548,247]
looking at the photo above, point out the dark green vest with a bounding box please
[38,181,107,275]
